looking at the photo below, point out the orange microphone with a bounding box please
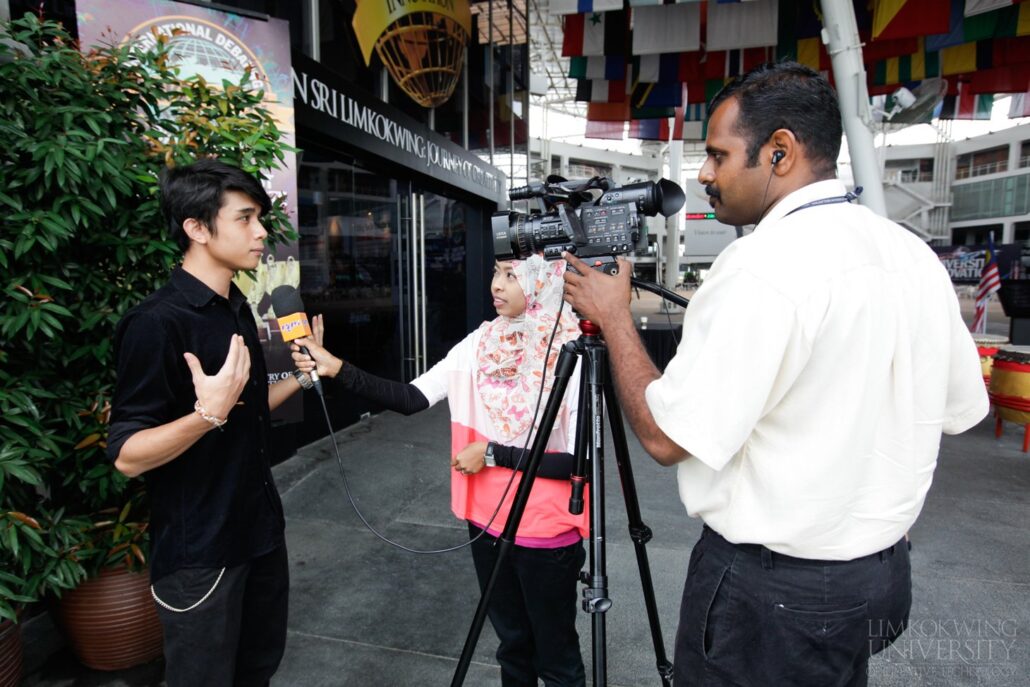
[270,285,322,395]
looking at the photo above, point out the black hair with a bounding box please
[708,61,843,178]
[159,159,272,253]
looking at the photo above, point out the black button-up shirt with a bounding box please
[107,267,284,582]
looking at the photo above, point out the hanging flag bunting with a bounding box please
[871,0,951,41]
[938,82,994,118]
[940,40,987,75]
[682,102,708,121]
[963,2,1030,40]
[627,0,700,6]
[707,0,779,51]
[705,77,730,103]
[869,39,941,86]
[576,78,627,103]
[685,79,706,103]
[585,120,627,140]
[633,53,683,84]
[725,47,773,76]
[965,0,1017,17]
[1008,85,1030,117]
[628,118,671,141]
[587,101,676,122]
[794,37,831,71]
[673,84,707,141]
[966,64,1030,94]
[562,10,627,57]
[704,50,727,79]
[862,37,920,64]
[549,0,622,15]
[776,0,823,63]
[927,0,968,50]
[679,51,705,81]
[631,4,702,55]
[631,81,683,108]
[569,55,627,80]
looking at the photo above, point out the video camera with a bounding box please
[492,175,685,273]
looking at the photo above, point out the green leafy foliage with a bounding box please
[0,14,297,619]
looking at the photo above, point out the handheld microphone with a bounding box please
[269,285,323,395]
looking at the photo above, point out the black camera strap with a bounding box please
[784,186,863,218]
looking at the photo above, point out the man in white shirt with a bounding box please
[563,62,988,686]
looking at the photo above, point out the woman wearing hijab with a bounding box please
[293,255,588,686]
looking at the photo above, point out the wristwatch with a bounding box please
[483,441,497,468]
[293,369,315,390]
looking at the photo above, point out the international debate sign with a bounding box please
[77,0,303,422]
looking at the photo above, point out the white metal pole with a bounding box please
[663,140,684,294]
[819,0,887,216]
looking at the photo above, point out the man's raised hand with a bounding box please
[183,334,251,422]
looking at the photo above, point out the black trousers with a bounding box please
[469,524,587,687]
[674,527,911,687]
[152,544,289,687]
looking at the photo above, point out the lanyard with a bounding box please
[784,186,863,217]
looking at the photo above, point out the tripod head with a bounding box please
[578,318,602,338]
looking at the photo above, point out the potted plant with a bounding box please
[0,365,87,685]
[0,13,295,671]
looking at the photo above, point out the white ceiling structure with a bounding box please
[471,0,584,118]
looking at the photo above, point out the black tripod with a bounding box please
[450,317,674,687]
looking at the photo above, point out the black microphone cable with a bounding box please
[312,297,569,556]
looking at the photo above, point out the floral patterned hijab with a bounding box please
[475,255,580,442]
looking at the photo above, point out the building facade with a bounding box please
[883,124,1030,246]
[11,0,527,458]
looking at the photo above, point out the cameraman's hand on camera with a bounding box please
[452,441,488,475]
[562,253,633,330]
[291,315,344,379]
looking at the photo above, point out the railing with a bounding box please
[955,160,1009,179]
[900,170,934,183]
[885,169,934,184]
[1020,154,1030,169]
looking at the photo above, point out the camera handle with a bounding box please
[450,320,674,687]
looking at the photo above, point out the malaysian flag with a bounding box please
[971,233,1001,334]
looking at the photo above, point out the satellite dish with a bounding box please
[888,78,948,125]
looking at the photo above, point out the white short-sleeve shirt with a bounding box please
[645,179,988,560]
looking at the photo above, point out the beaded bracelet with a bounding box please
[194,400,227,428]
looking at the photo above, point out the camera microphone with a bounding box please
[508,181,547,201]
[269,285,322,396]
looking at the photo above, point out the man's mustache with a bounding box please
[705,185,721,200]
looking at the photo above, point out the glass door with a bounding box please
[298,151,408,383]
[400,190,470,379]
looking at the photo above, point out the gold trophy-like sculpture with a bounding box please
[352,0,472,108]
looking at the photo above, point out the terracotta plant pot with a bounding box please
[53,566,163,671]
[0,620,22,687]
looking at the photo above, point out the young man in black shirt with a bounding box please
[107,160,310,686]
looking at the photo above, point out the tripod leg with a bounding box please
[568,355,590,515]
[581,342,611,686]
[450,342,580,687]
[603,380,675,686]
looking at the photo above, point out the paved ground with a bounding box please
[20,292,1028,687]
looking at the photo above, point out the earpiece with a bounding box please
[771,150,785,166]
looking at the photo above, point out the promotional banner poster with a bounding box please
[77,0,303,422]
[933,244,1022,284]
